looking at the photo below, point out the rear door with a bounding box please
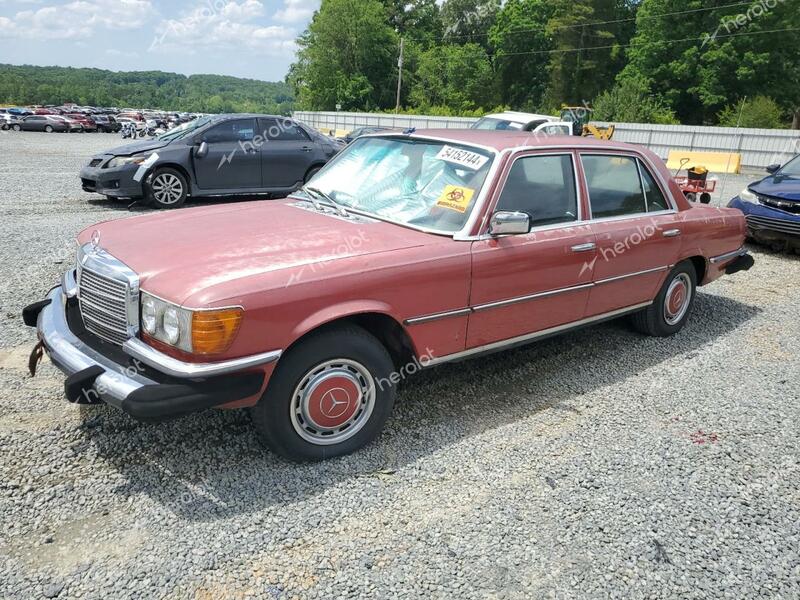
[467,151,597,348]
[193,118,260,190]
[580,153,683,316]
[23,116,45,131]
[259,118,318,189]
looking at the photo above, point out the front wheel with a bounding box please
[251,325,396,461]
[44,125,53,133]
[12,124,21,132]
[632,261,697,337]
[146,168,188,209]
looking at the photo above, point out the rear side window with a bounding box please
[262,118,310,141]
[495,154,578,227]
[640,162,669,211]
[582,155,646,218]
[203,119,256,143]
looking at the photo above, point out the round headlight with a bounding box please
[163,307,181,344]
[141,297,159,334]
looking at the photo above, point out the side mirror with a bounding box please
[489,211,531,236]
[765,163,781,174]
[195,141,208,158]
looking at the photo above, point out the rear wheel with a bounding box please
[146,168,187,209]
[632,261,697,337]
[251,324,396,461]
[44,125,53,133]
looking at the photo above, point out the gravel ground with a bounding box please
[1,132,799,599]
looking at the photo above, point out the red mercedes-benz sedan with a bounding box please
[24,130,753,461]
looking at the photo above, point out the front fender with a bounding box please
[291,299,396,341]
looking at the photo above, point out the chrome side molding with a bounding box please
[424,301,653,367]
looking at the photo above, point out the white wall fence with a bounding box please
[294,110,800,169]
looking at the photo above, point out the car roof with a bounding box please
[481,111,557,123]
[389,129,644,154]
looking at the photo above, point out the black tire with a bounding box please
[632,261,697,337]
[304,166,322,183]
[44,125,53,133]
[12,124,21,132]
[146,167,188,209]
[251,324,397,461]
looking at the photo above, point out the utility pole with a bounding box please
[395,37,404,114]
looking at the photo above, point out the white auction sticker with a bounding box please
[434,145,489,170]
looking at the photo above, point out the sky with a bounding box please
[0,0,320,81]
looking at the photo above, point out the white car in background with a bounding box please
[471,111,573,136]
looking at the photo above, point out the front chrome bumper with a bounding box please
[29,286,276,420]
[37,287,153,408]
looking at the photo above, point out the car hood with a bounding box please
[104,138,172,157]
[750,175,800,201]
[77,199,435,306]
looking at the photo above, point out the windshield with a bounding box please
[293,136,494,233]
[778,155,800,177]
[471,117,523,131]
[156,116,213,141]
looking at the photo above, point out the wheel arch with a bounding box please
[683,255,707,285]
[148,162,191,187]
[304,161,327,180]
[285,307,418,371]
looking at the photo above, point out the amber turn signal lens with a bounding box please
[191,308,243,355]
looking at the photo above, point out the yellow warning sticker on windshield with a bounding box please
[436,185,475,213]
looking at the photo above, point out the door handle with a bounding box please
[662,228,681,237]
[570,242,596,253]
[245,147,258,154]
[301,146,313,152]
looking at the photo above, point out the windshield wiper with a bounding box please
[296,185,325,211]
[306,186,349,217]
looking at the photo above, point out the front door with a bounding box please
[579,153,683,316]
[467,152,597,348]
[193,118,261,190]
[259,118,317,189]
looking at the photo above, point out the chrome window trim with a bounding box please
[586,208,676,225]
[578,151,678,219]
[491,150,584,222]
[457,149,587,241]
[423,301,653,366]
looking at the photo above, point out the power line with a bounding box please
[489,26,800,58]
[434,0,773,42]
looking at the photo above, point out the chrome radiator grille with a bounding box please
[78,267,132,345]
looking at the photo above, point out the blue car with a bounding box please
[728,155,800,252]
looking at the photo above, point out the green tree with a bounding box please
[289,0,399,110]
[717,96,785,129]
[489,0,554,111]
[440,0,500,49]
[0,64,293,113]
[410,43,498,112]
[592,79,678,123]
[544,0,634,107]
[383,0,442,48]
[620,0,800,125]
